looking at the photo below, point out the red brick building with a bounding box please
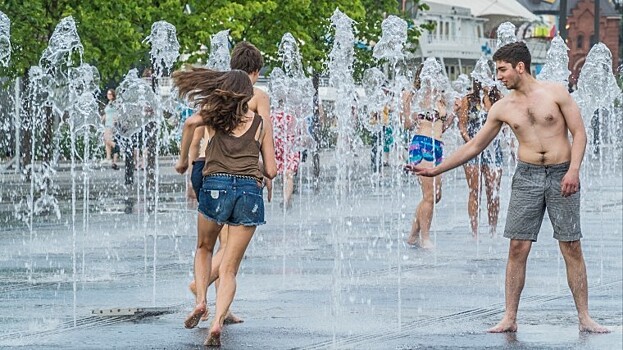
[566,0,621,84]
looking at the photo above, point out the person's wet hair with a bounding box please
[492,41,531,72]
[230,42,264,74]
[172,68,254,134]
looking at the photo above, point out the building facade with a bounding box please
[566,0,621,85]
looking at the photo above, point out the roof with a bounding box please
[517,0,621,16]
[567,0,621,17]
[424,0,539,21]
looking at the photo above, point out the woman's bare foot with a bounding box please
[204,323,222,346]
[188,280,210,321]
[487,318,517,333]
[418,239,435,250]
[406,234,419,246]
[184,303,206,329]
[223,311,244,324]
[579,318,610,333]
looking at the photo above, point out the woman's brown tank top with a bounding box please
[202,113,263,180]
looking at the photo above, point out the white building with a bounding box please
[407,0,548,80]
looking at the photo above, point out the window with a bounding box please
[577,34,584,49]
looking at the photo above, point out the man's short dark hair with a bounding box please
[230,42,263,74]
[492,41,531,71]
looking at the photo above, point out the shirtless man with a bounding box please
[409,42,609,333]
[187,41,273,324]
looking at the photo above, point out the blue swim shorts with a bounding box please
[408,135,443,166]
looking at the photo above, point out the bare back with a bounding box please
[490,81,581,165]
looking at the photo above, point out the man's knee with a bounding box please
[508,240,532,260]
[559,240,583,259]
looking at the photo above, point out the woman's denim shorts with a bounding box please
[198,174,266,226]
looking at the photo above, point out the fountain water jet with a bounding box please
[0,10,10,67]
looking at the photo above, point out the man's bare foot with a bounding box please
[223,311,244,324]
[418,239,435,250]
[184,303,206,329]
[204,323,222,346]
[487,319,517,333]
[579,318,610,333]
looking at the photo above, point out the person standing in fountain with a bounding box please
[100,88,120,170]
[402,63,454,249]
[174,68,277,346]
[409,42,609,333]
[458,80,504,239]
[271,99,301,209]
[186,42,272,325]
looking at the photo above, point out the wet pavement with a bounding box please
[0,150,621,349]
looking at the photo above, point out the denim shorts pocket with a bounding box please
[199,188,229,221]
[235,191,265,225]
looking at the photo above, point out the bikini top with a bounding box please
[416,110,446,123]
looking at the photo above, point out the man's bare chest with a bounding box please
[503,101,562,131]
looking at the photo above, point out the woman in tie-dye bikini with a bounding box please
[402,61,455,249]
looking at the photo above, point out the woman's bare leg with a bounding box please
[206,225,256,346]
[188,225,242,323]
[416,170,442,249]
[103,129,113,161]
[483,165,502,237]
[185,215,220,329]
[463,164,481,238]
[284,172,295,208]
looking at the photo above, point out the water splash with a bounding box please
[360,67,388,133]
[39,17,84,117]
[372,15,408,62]
[451,74,471,95]
[537,36,570,85]
[269,67,288,105]
[115,69,159,137]
[275,33,315,150]
[471,57,495,87]
[278,33,304,78]
[327,8,356,341]
[496,22,517,50]
[68,64,100,131]
[40,17,83,71]
[206,30,230,71]
[0,11,10,66]
[14,163,61,223]
[413,57,450,115]
[329,9,355,90]
[144,21,180,75]
[573,43,620,123]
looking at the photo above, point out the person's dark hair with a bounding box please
[230,42,263,73]
[172,68,253,134]
[492,41,531,72]
[487,86,502,104]
[467,80,482,104]
[467,80,502,105]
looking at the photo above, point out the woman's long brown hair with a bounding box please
[468,80,502,105]
[172,68,253,134]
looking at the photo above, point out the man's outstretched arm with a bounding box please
[411,108,504,177]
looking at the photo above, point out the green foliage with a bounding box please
[1,0,431,86]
